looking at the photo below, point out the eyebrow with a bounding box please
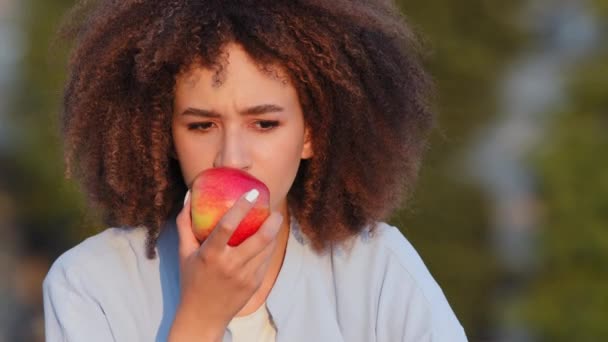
[180,104,285,118]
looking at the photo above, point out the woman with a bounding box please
[43,1,468,341]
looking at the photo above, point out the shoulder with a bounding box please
[331,222,467,340]
[332,221,433,283]
[330,222,440,292]
[43,227,149,290]
[364,222,445,300]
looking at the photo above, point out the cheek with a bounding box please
[174,134,217,185]
[255,136,304,209]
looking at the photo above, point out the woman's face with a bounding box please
[171,43,313,212]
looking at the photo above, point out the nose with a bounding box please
[213,127,252,170]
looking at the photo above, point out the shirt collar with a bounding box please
[266,214,306,329]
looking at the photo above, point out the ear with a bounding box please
[300,127,313,160]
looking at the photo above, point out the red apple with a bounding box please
[190,167,270,246]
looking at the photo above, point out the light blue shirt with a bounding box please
[43,216,467,341]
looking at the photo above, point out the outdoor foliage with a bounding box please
[514,40,608,341]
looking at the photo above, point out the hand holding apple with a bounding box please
[170,175,283,341]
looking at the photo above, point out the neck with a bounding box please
[235,201,290,316]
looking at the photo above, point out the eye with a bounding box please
[254,120,280,131]
[187,122,215,131]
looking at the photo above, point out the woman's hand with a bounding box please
[168,189,283,341]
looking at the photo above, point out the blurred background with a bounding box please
[0,0,606,341]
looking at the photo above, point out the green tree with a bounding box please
[513,41,608,341]
[6,0,102,258]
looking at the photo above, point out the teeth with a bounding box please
[245,189,260,203]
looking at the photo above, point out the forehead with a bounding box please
[176,43,291,93]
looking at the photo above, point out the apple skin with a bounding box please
[190,167,271,246]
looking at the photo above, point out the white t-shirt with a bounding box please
[227,302,276,342]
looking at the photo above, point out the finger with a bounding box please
[204,188,260,249]
[234,212,283,263]
[243,235,276,271]
[176,190,200,262]
[241,236,277,285]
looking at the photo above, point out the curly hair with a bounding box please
[58,0,435,258]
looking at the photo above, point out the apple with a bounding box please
[190,167,271,246]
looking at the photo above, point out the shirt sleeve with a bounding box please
[375,227,468,342]
[43,261,116,342]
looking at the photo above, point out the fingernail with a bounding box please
[183,190,190,206]
[245,189,259,203]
